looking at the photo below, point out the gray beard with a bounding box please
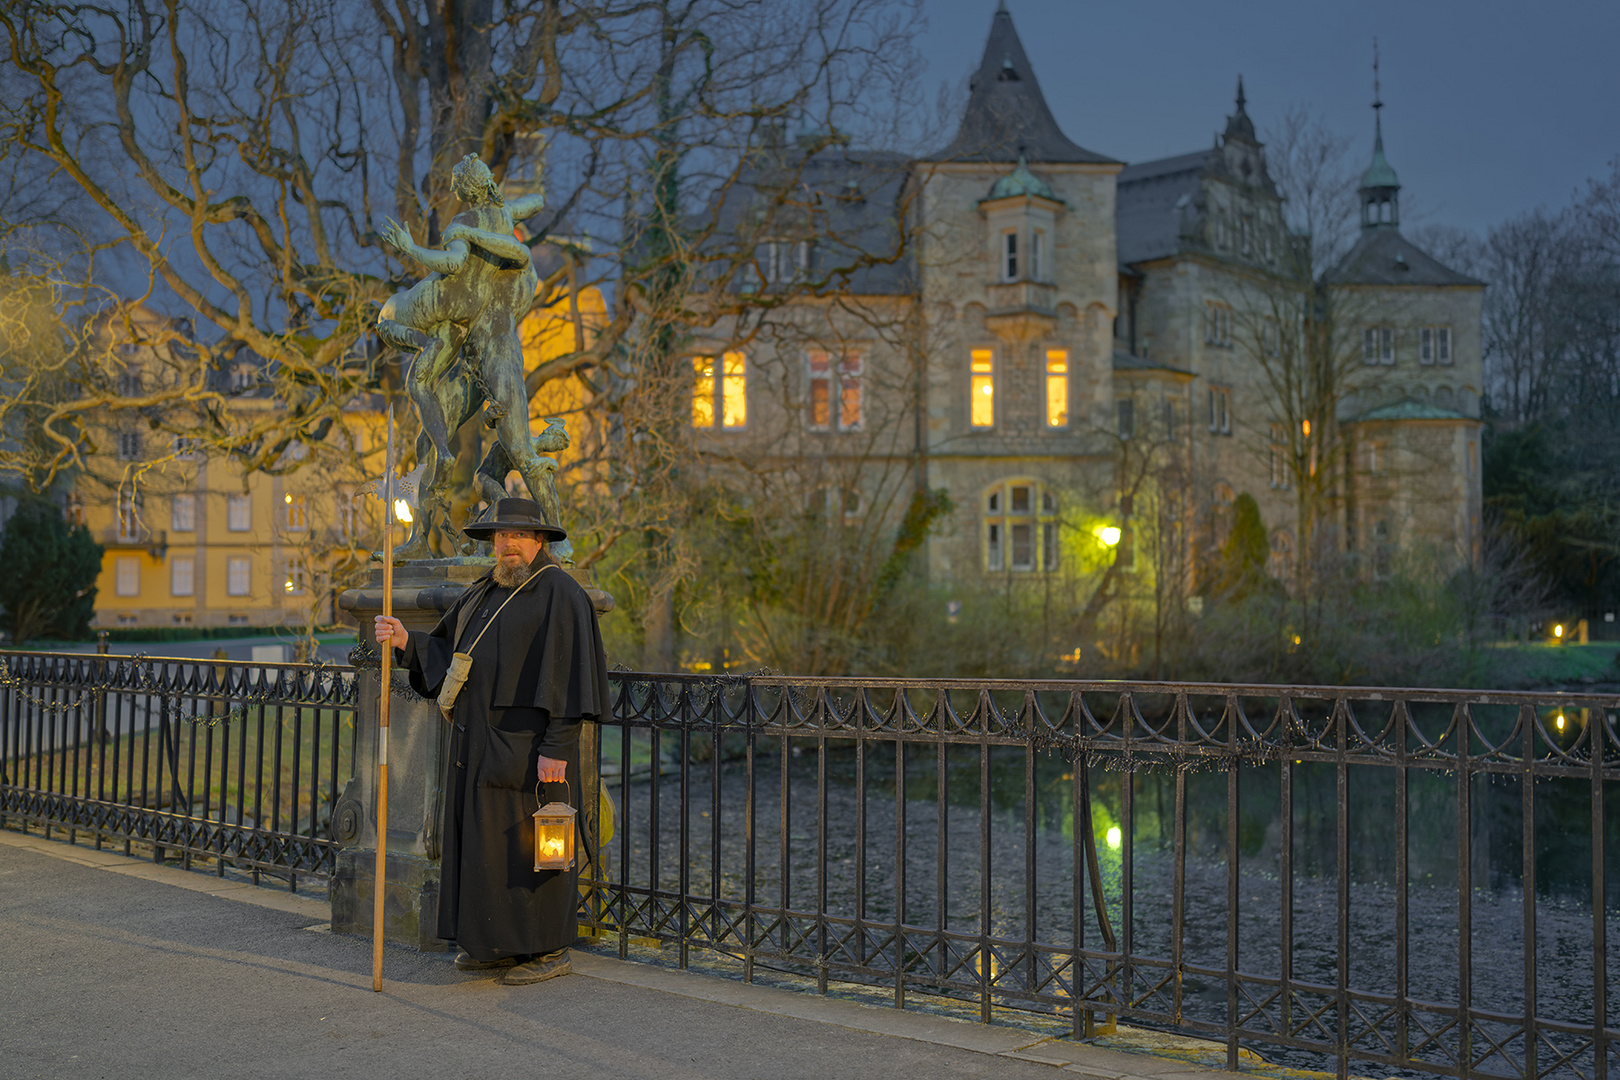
[492,559,531,588]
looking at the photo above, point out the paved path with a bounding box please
[0,829,1239,1080]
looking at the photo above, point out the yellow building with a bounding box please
[82,272,604,631]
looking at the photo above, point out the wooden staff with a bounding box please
[372,403,396,992]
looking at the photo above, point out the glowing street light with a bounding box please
[1556,713,1566,732]
[1095,525,1122,547]
[1105,826,1122,850]
[393,498,414,523]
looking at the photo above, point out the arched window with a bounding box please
[983,480,1060,573]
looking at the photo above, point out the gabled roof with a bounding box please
[930,5,1116,165]
[708,146,916,296]
[1115,151,1211,266]
[1328,228,1484,287]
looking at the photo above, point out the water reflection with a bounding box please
[596,728,1617,1075]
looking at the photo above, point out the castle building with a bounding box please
[692,3,1483,597]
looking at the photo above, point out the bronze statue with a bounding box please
[376,154,572,562]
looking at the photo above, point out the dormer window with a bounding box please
[1001,231,1018,281]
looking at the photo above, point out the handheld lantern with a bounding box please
[533,780,577,871]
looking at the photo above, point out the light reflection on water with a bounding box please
[602,745,1617,1077]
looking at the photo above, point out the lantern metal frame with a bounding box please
[532,778,577,872]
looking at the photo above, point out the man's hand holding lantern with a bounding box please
[536,755,566,783]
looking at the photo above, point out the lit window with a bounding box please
[1363,327,1394,365]
[807,350,862,431]
[283,558,307,595]
[117,492,142,543]
[692,357,715,428]
[1045,350,1068,427]
[227,493,251,532]
[1030,229,1044,281]
[227,556,251,597]
[171,493,196,532]
[1117,399,1135,440]
[970,349,995,427]
[284,493,307,531]
[721,352,746,427]
[115,557,140,597]
[692,352,747,429]
[1001,231,1018,281]
[171,557,194,597]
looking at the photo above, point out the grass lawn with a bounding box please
[4,704,354,832]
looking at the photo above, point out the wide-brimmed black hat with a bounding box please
[463,497,567,542]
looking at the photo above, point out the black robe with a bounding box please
[397,555,610,960]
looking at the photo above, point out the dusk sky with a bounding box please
[914,0,1620,237]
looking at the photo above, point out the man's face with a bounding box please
[492,529,544,567]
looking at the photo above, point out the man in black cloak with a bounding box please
[373,497,609,985]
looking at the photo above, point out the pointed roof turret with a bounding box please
[1223,76,1257,144]
[1358,41,1402,230]
[931,4,1116,165]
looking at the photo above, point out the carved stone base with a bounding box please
[330,850,446,952]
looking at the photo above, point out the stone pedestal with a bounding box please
[329,558,612,951]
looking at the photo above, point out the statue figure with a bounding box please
[376,153,572,562]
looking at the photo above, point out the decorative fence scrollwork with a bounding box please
[1,650,358,888]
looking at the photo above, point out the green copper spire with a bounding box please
[1359,40,1400,229]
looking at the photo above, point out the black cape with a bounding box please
[398,555,610,960]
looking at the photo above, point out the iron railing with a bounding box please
[584,673,1619,1080]
[3,652,1616,1078]
[0,650,357,889]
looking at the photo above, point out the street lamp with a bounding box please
[1095,525,1121,547]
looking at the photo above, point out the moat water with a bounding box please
[601,737,1618,1077]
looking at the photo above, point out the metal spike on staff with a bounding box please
[372,403,396,992]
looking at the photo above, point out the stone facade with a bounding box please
[693,4,1484,591]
